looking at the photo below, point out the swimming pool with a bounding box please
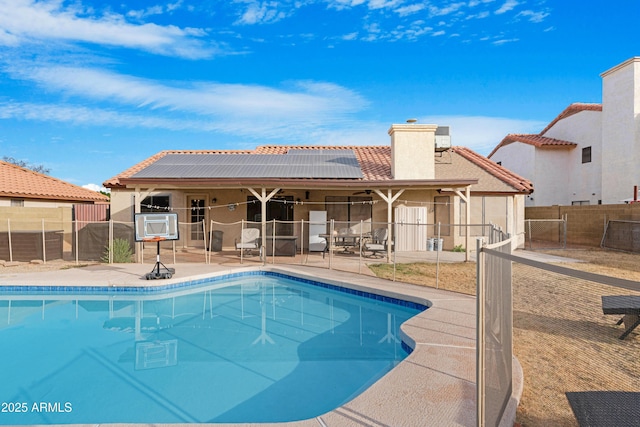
[0,271,426,425]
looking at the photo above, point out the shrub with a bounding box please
[452,244,465,252]
[102,238,133,263]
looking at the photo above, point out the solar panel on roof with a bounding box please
[131,150,363,179]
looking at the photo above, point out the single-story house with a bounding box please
[0,160,109,207]
[0,160,109,261]
[104,121,533,258]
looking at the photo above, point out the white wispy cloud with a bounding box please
[0,0,214,58]
[395,4,426,17]
[1,62,373,143]
[234,1,289,25]
[83,183,110,193]
[495,0,519,15]
[493,37,519,45]
[517,10,550,23]
[10,65,367,119]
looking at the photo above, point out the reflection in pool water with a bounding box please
[0,273,425,424]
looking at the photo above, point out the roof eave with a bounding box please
[0,192,108,203]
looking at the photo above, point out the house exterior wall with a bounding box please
[544,111,602,205]
[0,198,78,208]
[489,142,537,206]
[110,186,520,250]
[601,57,640,204]
[492,110,602,207]
[532,149,573,206]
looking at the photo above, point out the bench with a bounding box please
[601,295,640,340]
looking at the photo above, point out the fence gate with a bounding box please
[524,216,567,250]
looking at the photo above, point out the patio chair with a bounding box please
[361,228,388,258]
[235,228,260,256]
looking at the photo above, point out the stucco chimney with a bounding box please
[388,120,438,179]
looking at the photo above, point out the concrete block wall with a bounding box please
[526,204,640,247]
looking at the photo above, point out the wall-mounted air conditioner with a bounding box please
[435,126,451,152]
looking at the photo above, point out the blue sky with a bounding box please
[0,0,638,191]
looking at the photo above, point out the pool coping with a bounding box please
[0,263,523,427]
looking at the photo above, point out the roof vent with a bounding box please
[435,126,451,152]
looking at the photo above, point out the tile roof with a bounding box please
[488,134,577,158]
[488,103,601,159]
[448,147,533,193]
[540,103,602,136]
[0,161,109,203]
[105,145,531,194]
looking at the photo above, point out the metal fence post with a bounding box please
[74,220,79,265]
[7,218,12,263]
[109,219,114,264]
[300,219,305,265]
[476,237,485,427]
[271,219,276,265]
[436,222,441,289]
[329,219,334,270]
[41,218,46,264]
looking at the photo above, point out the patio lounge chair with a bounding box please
[361,228,388,258]
[601,295,640,340]
[566,391,640,427]
[235,228,260,256]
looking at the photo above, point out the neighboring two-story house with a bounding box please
[489,57,640,206]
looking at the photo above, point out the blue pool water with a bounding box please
[0,272,426,425]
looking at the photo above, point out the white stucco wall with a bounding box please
[544,110,602,205]
[389,124,437,179]
[601,57,640,204]
[489,142,536,206]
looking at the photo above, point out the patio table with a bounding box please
[601,295,640,340]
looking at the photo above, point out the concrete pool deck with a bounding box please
[0,261,522,427]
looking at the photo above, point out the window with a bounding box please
[325,196,372,227]
[247,196,294,235]
[141,195,170,212]
[571,200,590,206]
[190,198,205,240]
[582,146,592,164]
[10,199,24,207]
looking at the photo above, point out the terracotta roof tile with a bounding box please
[488,103,601,159]
[540,103,602,135]
[0,161,109,203]
[450,147,533,193]
[488,134,577,158]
